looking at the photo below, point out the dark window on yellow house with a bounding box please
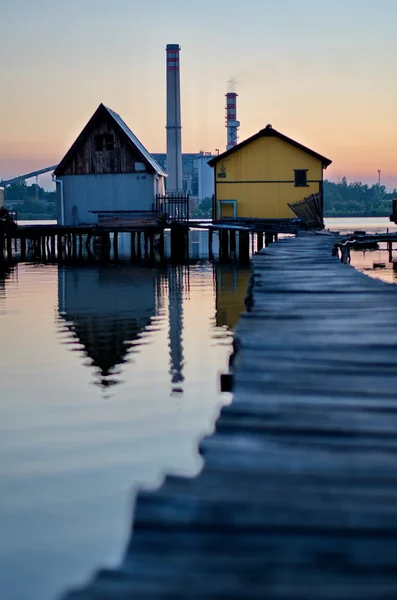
[294,169,308,187]
[95,134,115,151]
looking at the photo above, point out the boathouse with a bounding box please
[208,125,332,223]
[53,104,166,226]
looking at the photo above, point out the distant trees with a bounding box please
[324,178,394,217]
[1,181,56,219]
[191,197,212,218]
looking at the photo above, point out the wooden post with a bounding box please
[101,232,110,261]
[170,225,187,262]
[86,231,93,252]
[113,231,119,261]
[130,232,136,261]
[239,230,250,264]
[0,234,4,263]
[20,236,26,261]
[265,232,274,247]
[149,233,155,261]
[144,232,149,259]
[57,234,63,261]
[6,235,13,262]
[72,232,77,259]
[219,229,229,261]
[41,235,47,260]
[257,232,263,251]
[208,228,214,260]
[14,237,18,252]
[230,230,236,258]
[157,230,165,260]
[137,232,142,260]
[388,240,393,263]
[78,234,83,259]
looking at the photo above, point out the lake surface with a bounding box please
[0,251,251,600]
[1,217,395,600]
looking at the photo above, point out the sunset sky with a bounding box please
[1,0,396,188]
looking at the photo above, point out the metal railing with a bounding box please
[155,194,190,223]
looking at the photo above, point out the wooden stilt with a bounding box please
[265,232,274,247]
[144,232,149,259]
[158,230,165,260]
[230,230,236,258]
[137,232,142,260]
[239,230,250,264]
[130,232,136,261]
[257,232,263,251]
[113,231,119,261]
[20,237,26,261]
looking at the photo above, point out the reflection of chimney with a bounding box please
[226,92,240,151]
[167,265,185,391]
[166,44,183,193]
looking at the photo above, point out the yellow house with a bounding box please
[208,124,332,221]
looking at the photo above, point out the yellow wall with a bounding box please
[215,136,324,219]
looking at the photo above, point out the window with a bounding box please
[94,134,115,151]
[294,169,308,187]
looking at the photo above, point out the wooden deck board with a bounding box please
[63,232,397,599]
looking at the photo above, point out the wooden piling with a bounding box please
[265,232,274,247]
[20,236,26,261]
[230,230,236,258]
[208,228,214,260]
[113,231,119,261]
[238,230,250,263]
[219,229,229,261]
[144,232,149,259]
[6,234,13,262]
[257,232,263,251]
[157,230,165,260]
[130,232,136,261]
[137,232,142,260]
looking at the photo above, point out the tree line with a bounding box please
[3,177,395,221]
[2,181,56,219]
[192,178,396,218]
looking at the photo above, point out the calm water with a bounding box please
[1,217,395,600]
[0,249,251,600]
[324,217,397,284]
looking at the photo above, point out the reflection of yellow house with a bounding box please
[209,125,332,221]
[215,266,251,330]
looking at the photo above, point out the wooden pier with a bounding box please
[62,232,397,599]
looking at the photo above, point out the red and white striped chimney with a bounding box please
[226,92,240,151]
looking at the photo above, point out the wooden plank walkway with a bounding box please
[64,232,397,599]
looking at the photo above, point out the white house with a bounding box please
[54,104,167,225]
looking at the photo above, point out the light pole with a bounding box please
[378,170,382,201]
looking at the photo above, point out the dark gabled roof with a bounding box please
[208,124,332,168]
[55,103,166,177]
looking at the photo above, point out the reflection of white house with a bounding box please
[58,266,157,387]
[54,104,166,226]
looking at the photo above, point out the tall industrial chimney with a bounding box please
[166,44,183,193]
[226,92,240,150]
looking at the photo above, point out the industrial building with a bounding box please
[209,124,332,221]
[153,152,215,200]
[54,103,166,225]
